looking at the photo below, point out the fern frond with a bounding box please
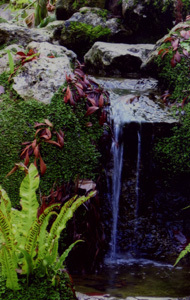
[0,209,14,251]
[46,192,95,260]
[2,245,19,290]
[174,242,190,266]
[19,164,40,237]
[54,240,83,272]
[0,186,11,220]
[25,204,59,258]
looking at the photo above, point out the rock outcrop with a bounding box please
[12,41,76,103]
[84,42,154,76]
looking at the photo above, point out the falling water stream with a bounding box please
[72,77,190,298]
[110,123,124,260]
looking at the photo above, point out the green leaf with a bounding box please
[6,50,14,74]
[54,240,83,272]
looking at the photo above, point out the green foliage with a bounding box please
[0,163,95,293]
[154,104,190,174]
[67,22,111,44]
[174,242,190,266]
[0,72,103,205]
[72,0,88,10]
[6,49,14,74]
[61,22,111,57]
[35,0,48,26]
[0,270,76,299]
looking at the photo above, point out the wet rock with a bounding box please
[55,0,106,20]
[54,8,130,58]
[12,41,76,104]
[84,42,154,77]
[121,0,175,42]
[0,22,53,46]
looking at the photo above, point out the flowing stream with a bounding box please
[109,123,124,261]
[72,77,190,298]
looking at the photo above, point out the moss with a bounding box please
[0,269,76,300]
[154,27,190,174]
[61,22,111,58]
[0,72,103,206]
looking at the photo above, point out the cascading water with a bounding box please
[109,123,123,261]
[135,127,142,217]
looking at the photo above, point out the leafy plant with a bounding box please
[0,163,96,291]
[18,119,64,175]
[64,62,109,125]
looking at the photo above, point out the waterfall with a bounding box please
[135,127,142,217]
[109,123,123,260]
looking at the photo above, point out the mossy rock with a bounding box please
[59,21,111,58]
[0,72,103,207]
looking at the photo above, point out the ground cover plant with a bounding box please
[154,22,190,175]
[0,163,96,298]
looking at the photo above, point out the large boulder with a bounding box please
[55,0,106,20]
[0,23,53,46]
[84,42,154,76]
[121,0,189,42]
[12,41,76,104]
[54,7,131,59]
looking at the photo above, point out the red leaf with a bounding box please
[45,140,62,147]
[99,111,107,125]
[31,139,37,150]
[85,106,99,116]
[27,49,35,56]
[24,149,30,166]
[183,49,189,57]
[163,37,173,43]
[35,127,45,137]
[87,97,96,106]
[0,85,5,94]
[171,56,177,67]
[16,51,26,57]
[74,68,85,77]
[158,49,164,55]
[34,122,46,128]
[44,119,53,127]
[171,38,179,51]
[98,94,104,108]
[56,130,64,148]
[162,49,170,58]
[20,145,31,159]
[180,30,190,39]
[40,128,52,140]
[39,155,47,176]
[34,145,40,158]
[6,165,18,177]
[64,86,75,105]
[174,51,181,63]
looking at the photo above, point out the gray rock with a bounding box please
[0,44,25,74]
[84,42,154,76]
[12,41,75,104]
[0,22,53,46]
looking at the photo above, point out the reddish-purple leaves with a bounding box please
[0,86,5,94]
[180,30,190,39]
[63,62,110,125]
[85,106,99,116]
[171,50,181,67]
[20,119,64,176]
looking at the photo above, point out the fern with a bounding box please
[2,245,19,290]
[54,240,83,272]
[174,242,190,266]
[0,164,96,291]
[19,164,39,237]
